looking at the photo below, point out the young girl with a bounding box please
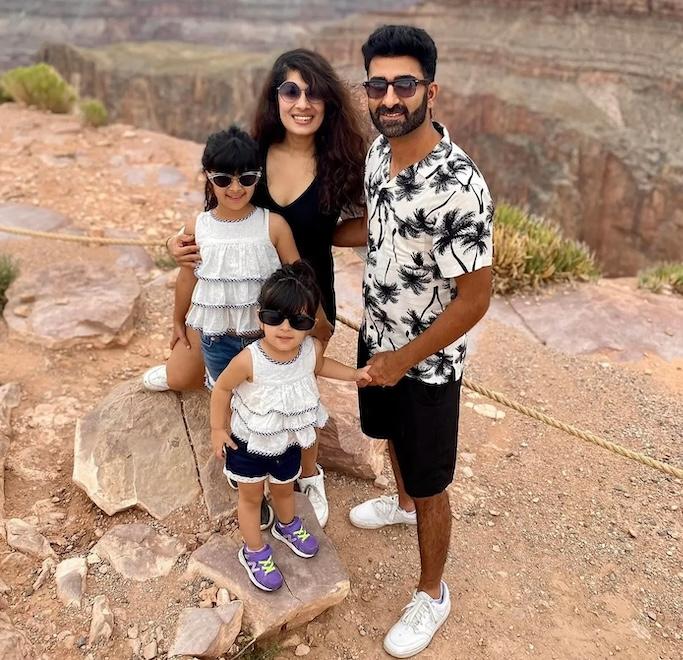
[210,262,371,591]
[173,125,300,391]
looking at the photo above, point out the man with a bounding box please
[334,25,494,658]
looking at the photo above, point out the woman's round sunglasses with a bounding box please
[276,81,323,104]
[207,171,262,188]
[362,76,431,100]
[258,309,316,331]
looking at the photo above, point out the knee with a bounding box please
[238,486,264,506]
[167,366,202,391]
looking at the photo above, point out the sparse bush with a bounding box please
[0,254,19,311]
[0,81,12,104]
[0,63,76,113]
[80,97,108,127]
[493,202,599,294]
[638,262,683,296]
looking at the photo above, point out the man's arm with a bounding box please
[366,267,492,386]
[333,212,367,248]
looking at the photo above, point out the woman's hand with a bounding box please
[168,232,201,268]
[169,321,191,350]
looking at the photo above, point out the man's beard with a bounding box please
[370,93,428,138]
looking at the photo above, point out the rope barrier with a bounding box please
[1,224,679,480]
[0,224,166,247]
[336,314,683,481]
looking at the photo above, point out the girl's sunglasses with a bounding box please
[258,309,316,331]
[276,81,323,104]
[362,77,431,100]
[207,171,261,188]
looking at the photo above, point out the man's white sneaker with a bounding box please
[383,583,451,658]
[142,365,169,392]
[349,494,417,529]
[297,464,329,528]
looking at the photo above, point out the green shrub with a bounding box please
[80,97,108,127]
[493,202,599,294]
[0,254,19,311]
[638,262,683,296]
[0,63,76,113]
[0,81,12,104]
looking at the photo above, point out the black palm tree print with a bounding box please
[485,202,495,228]
[428,165,457,194]
[394,166,423,202]
[400,309,430,337]
[425,351,454,379]
[398,264,430,294]
[461,219,491,270]
[373,261,399,305]
[433,209,476,273]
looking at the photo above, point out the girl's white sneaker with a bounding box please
[142,365,169,392]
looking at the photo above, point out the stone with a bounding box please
[93,523,185,581]
[317,379,385,480]
[295,644,311,656]
[187,493,349,639]
[3,260,140,349]
[0,383,21,516]
[55,557,87,607]
[0,612,35,660]
[142,640,157,659]
[32,557,55,592]
[472,404,506,420]
[73,380,201,519]
[216,588,231,606]
[181,390,238,520]
[373,475,389,489]
[88,595,114,645]
[5,519,56,559]
[0,203,71,240]
[168,602,243,658]
[103,228,155,274]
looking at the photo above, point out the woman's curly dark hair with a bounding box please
[252,49,367,214]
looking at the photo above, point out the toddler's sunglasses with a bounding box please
[276,81,324,104]
[258,309,316,331]
[362,76,431,100]
[207,171,261,188]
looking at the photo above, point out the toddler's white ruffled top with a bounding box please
[186,207,280,336]
[231,337,329,455]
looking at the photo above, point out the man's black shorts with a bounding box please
[357,336,461,499]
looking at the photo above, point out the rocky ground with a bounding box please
[0,105,681,659]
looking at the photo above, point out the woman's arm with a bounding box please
[210,349,252,458]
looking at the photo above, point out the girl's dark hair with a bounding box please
[202,125,260,211]
[258,261,321,319]
[362,25,438,81]
[252,49,367,214]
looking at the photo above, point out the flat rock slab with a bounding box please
[169,602,243,658]
[73,380,201,520]
[4,260,141,349]
[317,379,385,480]
[93,523,185,581]
[0,203,72,240]
[4,518,56,560]
[187,493,349,639]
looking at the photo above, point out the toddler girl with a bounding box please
[210,262,371,591]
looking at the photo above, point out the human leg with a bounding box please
[237,480,266,551]
[143,326,205,392]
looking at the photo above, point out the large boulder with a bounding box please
[187,493,349,639]
[317,379,385,480]
[73,380,201,520]
[3,260,140,349]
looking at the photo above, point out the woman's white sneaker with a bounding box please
[349,494,417,529]
[142,365,169,392]
[383,583,451,658]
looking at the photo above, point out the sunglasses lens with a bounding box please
[394,79,418,98]
[259,310,285,326]
[290,314,316,331]
[366,81,388,99]
[278,81,300,102]
[306,88,323,103]
[238,173,259,187]
[210,175,231,187]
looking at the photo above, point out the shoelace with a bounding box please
[257,556,277,575]
[373,495,399,517]
[400,593,439,633]
[293,527,311,542]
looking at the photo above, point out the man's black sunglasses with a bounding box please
[258,309,316,331]
[362,76,431,99]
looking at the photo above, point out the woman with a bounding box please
[143,49,367,528]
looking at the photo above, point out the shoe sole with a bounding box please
[271,524,318,558]
[141,377,169,392]
[260,504,274,531]
[349,516,417,530]
[237,547,281,592]
[382,600,451,658]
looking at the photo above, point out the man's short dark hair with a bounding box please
[362,25,437,81]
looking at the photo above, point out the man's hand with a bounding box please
[211,428,236,459]
[366,351,411,387]
[169,321,191,350]
[168,233,201,268]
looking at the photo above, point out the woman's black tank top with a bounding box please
[253,176,339,325]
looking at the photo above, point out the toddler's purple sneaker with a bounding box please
[238,544,283,592]
[271,516,319,558]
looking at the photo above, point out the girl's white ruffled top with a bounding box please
[231,337,329,456]
[185,207,280,336]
